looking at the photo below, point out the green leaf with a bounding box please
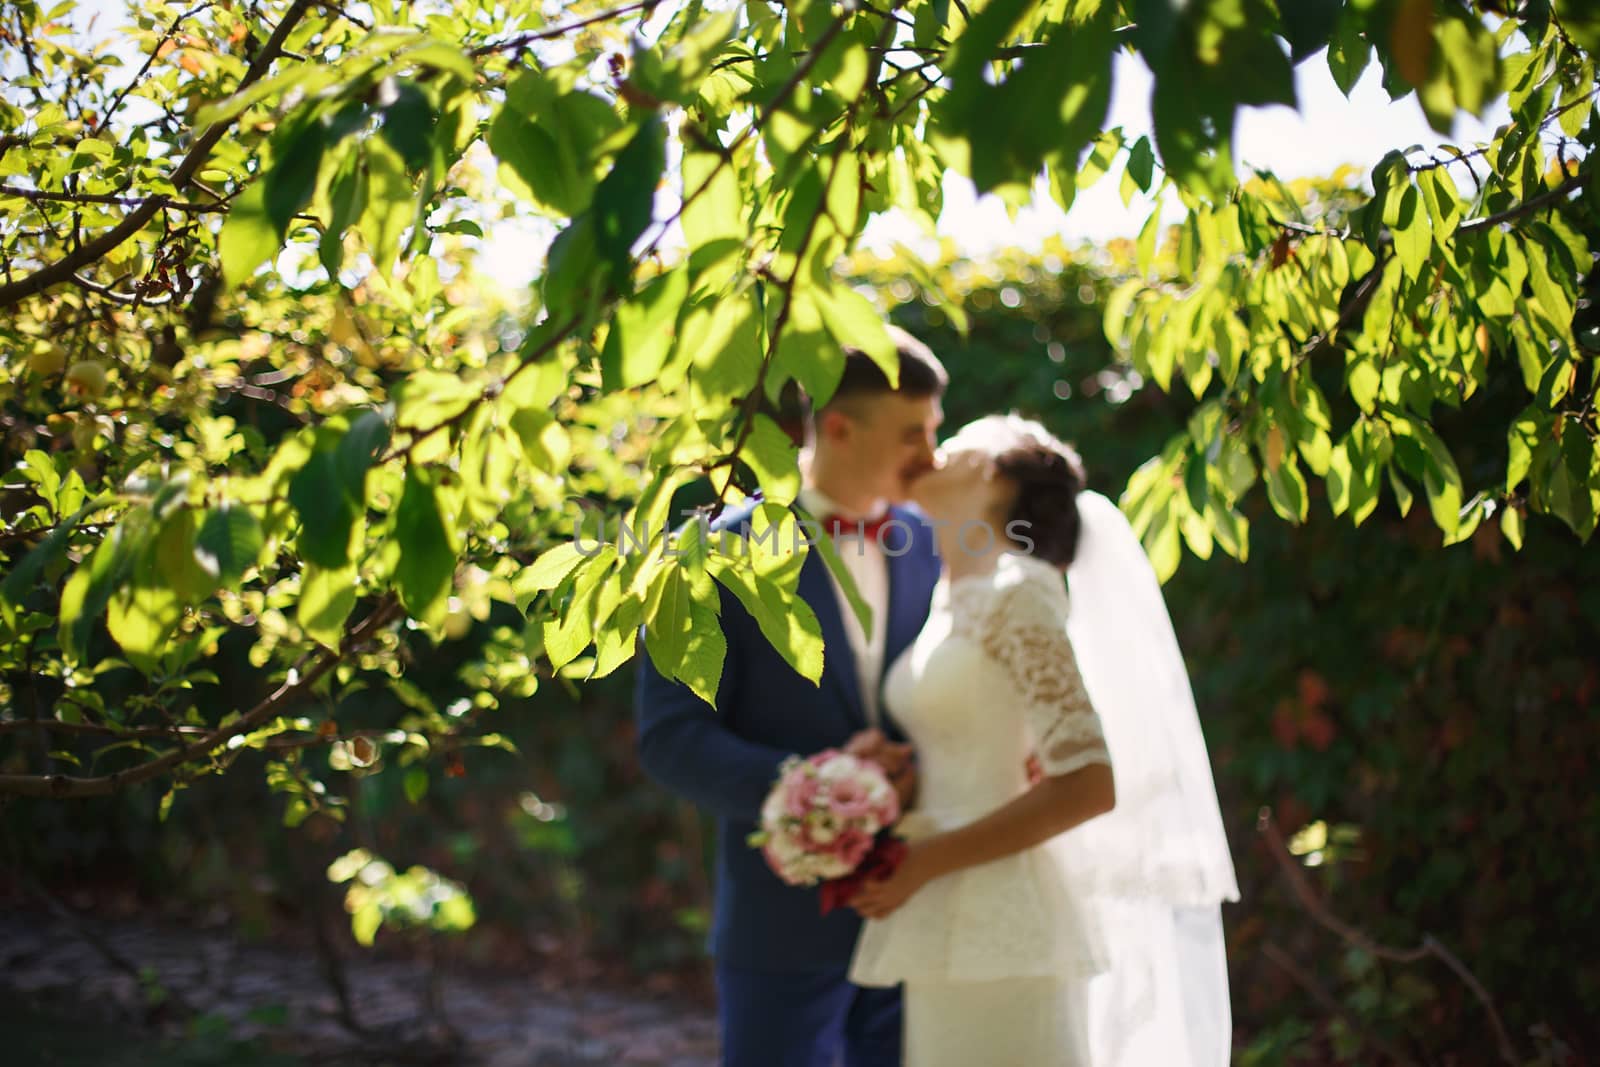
[813,282,896,387]
[709,557,824,684]
[630,10,738,105]
[1500,505,1524,550]
[685,293,762,402]
[357,137,414,278]
[1548,427,1597,540]
[738,414,802,507]
[594,118,666,287]
[196,504,264,589]
[195,63,338,129]
[937,0,1100,191]
[299,563,358,649]
[403,768,429,805]
[1416,166,1461,239]
[509,408,572,473]
[1390,183,1434,279]
[265,113,329,235]
[1282,0,1342,62]
[489,70,620,217]
[393,469,457,627]
[107,579,181,676]
[769,287,845,407]
[1397,418,1464,536]
[541,214,608,320]
[352,902,382,947]
[1523,241,1574,332]
[602,267,688,389]
[219,180,279,288]
[522,542,590,597]
[155,509,217,605]
[1507,407,1545,491]
[804,509,872,638]
[394,370,477,430]
[1126,136,1155,193]
[643,563,693,678]
[320,145,369,276]
[380,80,436,172]
[681,148,743,282]
[543,553,614,670]
[336,408,391,502]
[1264,456,1309,524]
[0,496,104,617]
[677,599,728,706]
[1388,467,1415,518]
[290,450,360,568]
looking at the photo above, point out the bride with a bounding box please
[844,414,1240,1066]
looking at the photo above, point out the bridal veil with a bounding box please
[1054,490,1240,1067]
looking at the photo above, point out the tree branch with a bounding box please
[100,2,218,134]
[0,595,401,799]
[0,184,226,214]
[710,4,899,514]
[468,0,660,59]
[1261,941,1418,1066]
[1257,807,1520,1064]
[1458,172,1586,236]
[0,0,316,311]
[0,720,208,740]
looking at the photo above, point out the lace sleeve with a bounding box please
[981,565,1111,776]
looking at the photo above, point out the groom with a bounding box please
[635,327,947,1067]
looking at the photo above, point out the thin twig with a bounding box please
[0,0,317,310]
[0,184,225,213]
[0,595,401,798]
[0,720,209,739]
[1257,808,1520,1064]
[71,272,175,307]
[390,9,860,468]
[101,2,218,134]
[710,3,900,513]
[1458,172,1585,235]
[313,0,371,31]
[468,0,659,58]
[1262,941,1418,1066]
[642,14,850,259]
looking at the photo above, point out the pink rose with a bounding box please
[828,775,878,822]
[784,772,821,819]
[833,829,873,870]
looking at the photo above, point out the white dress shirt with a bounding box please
[798,485,891,727]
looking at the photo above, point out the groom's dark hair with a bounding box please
[804,325,948,424]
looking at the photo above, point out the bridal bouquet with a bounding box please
[748,750,906,914]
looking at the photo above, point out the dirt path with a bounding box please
[0,907,719,1066]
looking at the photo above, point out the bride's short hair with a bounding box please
[959,414,1087,569]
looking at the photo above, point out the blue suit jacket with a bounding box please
[634,498,942,972]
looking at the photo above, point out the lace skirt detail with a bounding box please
[849,821,1110,987]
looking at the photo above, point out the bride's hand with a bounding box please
[851,846,932,920]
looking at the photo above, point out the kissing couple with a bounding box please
[637,327,1239,1066]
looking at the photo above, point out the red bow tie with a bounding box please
[823,512,893,542]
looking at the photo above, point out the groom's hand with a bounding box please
[888,759,917,811]
[846,729,917,808]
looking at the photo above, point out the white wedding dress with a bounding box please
[848,505,1239,1066]
[849,550,1113,1065]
